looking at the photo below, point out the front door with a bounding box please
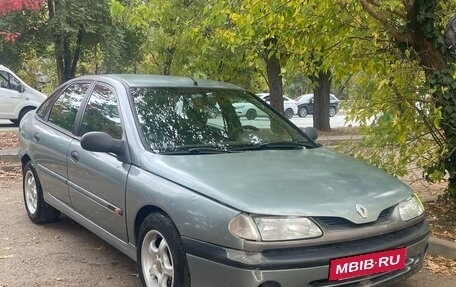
[0,71,23,118]
[67,84,129,241]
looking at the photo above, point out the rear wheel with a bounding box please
[298,106,308,117]
[137,213,190,287]
[329,106,337,117]
[23,161,60,224]
[284,108,294,119]
[246,109,257,120]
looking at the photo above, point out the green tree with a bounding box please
[46,0,115,84]
[357,0,456,197]
[199,0,368,131]
[109,0,263,90]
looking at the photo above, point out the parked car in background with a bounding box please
[0,65,46,125]
[296,93,340,117]
[256,92,298,119]
[232,101,265,119]
[19,74,428,287]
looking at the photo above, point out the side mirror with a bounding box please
[303,126,318,141]
[17,83,25,93]
[81,131,129,162]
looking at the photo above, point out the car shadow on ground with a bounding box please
[39,214,140,285]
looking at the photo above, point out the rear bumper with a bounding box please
[184,221,429,287]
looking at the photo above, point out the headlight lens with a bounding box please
[253,216,323,241]
[228,214,322,241]
[228,214,261,241]
[398,194,424,221]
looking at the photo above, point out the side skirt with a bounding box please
[44,191,137,261]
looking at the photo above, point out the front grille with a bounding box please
[314,205,396,229]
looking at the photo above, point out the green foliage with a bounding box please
[342,56,444,180]
[353,0,456,197]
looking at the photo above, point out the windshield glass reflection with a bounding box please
[131,88,312,153]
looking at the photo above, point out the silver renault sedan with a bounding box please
[19,75,429,287]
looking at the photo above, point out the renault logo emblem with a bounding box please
[356,204,368,219]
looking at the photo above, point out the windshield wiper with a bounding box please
[228,141,312,151]
[161,146,233,155]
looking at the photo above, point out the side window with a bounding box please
[80,85,123,139]
[48,83,89,132]
[36,97,53,119]
[0,71,20,91]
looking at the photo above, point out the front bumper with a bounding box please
[184,221,429,287]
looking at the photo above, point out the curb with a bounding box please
[0,148,19,163]
[428,237,456,260]
[317,135,363,147]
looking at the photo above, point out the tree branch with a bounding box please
[360,0,412,44]
[402,0,413,10]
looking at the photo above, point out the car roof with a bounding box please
[74,74,244,90]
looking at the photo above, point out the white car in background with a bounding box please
[232,102,266,120]
[0,65,46,125]
[256,93,298,119]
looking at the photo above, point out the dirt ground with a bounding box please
[0,177,140,287]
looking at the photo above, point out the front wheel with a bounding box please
[329,106,337,117]
[245,109,257,120]
[23,161,60,224]
[298,106,308,117]
[138,213,190,287]
[284,108,294,119]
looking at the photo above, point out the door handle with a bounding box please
[33,133,40,142]
[70,151,79,162]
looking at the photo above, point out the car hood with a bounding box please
[23,84,46,101]
[140,148,412,224]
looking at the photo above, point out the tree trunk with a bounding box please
[163,47,175,75]
[48,0,64,84]
[264,38,284,113]
[361,0,456,197]
[47,0,82,84]
[312,71,331,131]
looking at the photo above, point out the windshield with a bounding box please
[131,87,314,153]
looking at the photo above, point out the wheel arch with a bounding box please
[21,154,32,170]
[134,205,174,245]
[14,105,36,119]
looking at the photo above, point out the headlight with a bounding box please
[228,214,322,241]
[398,194,424,221]
[234,104,245,109]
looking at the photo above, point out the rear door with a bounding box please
[67,83,129,241]
[32,83,91,205]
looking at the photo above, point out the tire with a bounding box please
[246,109,257,120]
[284,108,294,119]
[137,213,190,287]
[298,106,308,117]
[329,106,337,117]
[23,161,60,224]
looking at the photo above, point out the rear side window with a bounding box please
[79,85,123,139]
[48,83,90,133]
[35,97,53,119]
